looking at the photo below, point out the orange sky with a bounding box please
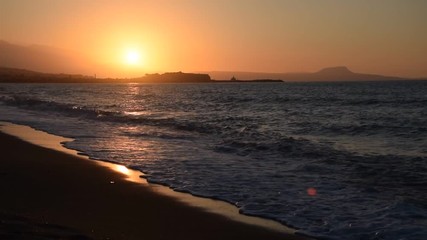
[1,0,427,78]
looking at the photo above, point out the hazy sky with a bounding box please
[1,0,427,77]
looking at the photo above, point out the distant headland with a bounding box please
[1,66,423,84]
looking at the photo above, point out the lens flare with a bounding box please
[307,187,317,196]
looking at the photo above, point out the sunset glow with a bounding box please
[1,0,426,78]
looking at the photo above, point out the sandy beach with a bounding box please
[0,128,310,240]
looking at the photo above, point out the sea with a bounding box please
[0,81,426,240]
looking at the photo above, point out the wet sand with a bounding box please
[0,130,311,240]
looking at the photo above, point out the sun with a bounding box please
[124,50,141,65]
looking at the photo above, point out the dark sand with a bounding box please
[0,131,311,240]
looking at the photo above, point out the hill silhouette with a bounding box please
[206,67,403,81]
[302,66,402,81]
[316,66,353,75]
[0,67,97,83]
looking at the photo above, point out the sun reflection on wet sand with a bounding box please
[116,165,130,175]
[95,161,147,184]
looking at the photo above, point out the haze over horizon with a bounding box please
[1,0,426,78]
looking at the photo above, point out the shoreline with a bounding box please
[0,121,311,240]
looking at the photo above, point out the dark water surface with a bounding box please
[1,81,426,239]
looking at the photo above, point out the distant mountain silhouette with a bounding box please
[316,66,353,75]
[205,66,404,81]
[300,66,402,81]
[0,40,88,74]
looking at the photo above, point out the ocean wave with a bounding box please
[342,98,427,106]
[214,136,335,160]
[0,95,116,118]
[0,95,219,135]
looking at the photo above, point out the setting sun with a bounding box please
[124,50,141,65]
